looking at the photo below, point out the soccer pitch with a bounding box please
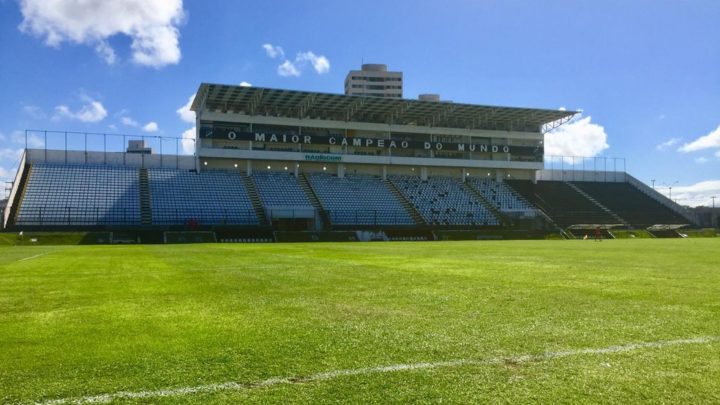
[1,239,719,404]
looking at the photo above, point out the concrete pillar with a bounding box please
[382,165,387,180]
[461,168,467,182]
[294,163,299,178]
[420,167,428,181]
[246,160,252,176]
[337,164,344,178]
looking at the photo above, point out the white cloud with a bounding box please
[142,122,158,132]
[0,146,23,183]
[544,116,609,162]
[176,94,195,124]
[18,0,184,68]
[22,105,45,119]
[656,137,681,151]
[121,116,139,127]
[95,41,116,64]
[240,81,252,87]
[0,148,23,161]
[27,134,44,148]
[11,130,45,148]
[558,106,566,111]
[262,43,284,59]
[678,125,720,153]
[181,126,195,155]
[695,157,708,164]
[0,165,19,184]
[278,60,301,77]
[667,180,720,207]
[297,51,330,74]
[266,44,331,77]
[53,97,107,122]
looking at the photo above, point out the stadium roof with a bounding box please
[191,83,577,132]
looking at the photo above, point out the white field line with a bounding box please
[17,252,51,262]
[33,335,720,405]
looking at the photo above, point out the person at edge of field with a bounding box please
[594,226,602,242]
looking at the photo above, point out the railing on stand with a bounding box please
[23,130,196,170]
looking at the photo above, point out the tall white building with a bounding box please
[344,64,403,98]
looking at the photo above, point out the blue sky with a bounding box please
[0,0,718,206]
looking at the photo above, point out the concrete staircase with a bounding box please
[138,168,152,225]
[564,181,628,226]
[460,180,507,226]
[242,175,269,225]
[383,179,427,226]
[297,173,331,230]
[8,164,32,227]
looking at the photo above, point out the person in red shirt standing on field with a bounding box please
[594,226,602,242]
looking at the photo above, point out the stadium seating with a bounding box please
[506,180,617,227]
[571,182,688,227]
[466,178,535,211]
[388,176,499,226]
[17,163,140,225]
[148,169,258,225]
[252,171,313,208]
[307,173,414,225]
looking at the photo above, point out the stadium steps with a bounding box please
[564,182,628,227]
[504,180,560,230]
[298,173,331,230]
[383,179,427,226]
[139,168,152,226]
[572,181,691,228]
[241,175,269,225]
[9,164,32,226]
[460,180,507,226]
[506,180,618,227]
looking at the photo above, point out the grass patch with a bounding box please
[1,239,719,403]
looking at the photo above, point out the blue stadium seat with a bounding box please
[252,172,313,208]
[389,176,499,226]
[467,178,535,212]
[307,173,414,226]
[17,163,141,225]
[148,169,259,225]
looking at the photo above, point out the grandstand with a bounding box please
[0,83,700,240]
[148,169,258,226]
[308,173,415,226]
[389,175,498,226]
[17,164,140,226]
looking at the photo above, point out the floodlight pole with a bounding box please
[663,180,679,200]
[651,179,656,189]
[712,196,716,209]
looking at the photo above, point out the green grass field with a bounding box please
[1,239,719,404]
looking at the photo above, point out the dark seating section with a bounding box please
[17,163,140,225]
[572,182,687,227]
[308,173,414,226]
[467,178,535,212]
[389,176,499,226]
[148,169,258,225]
[506,180,616,227]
